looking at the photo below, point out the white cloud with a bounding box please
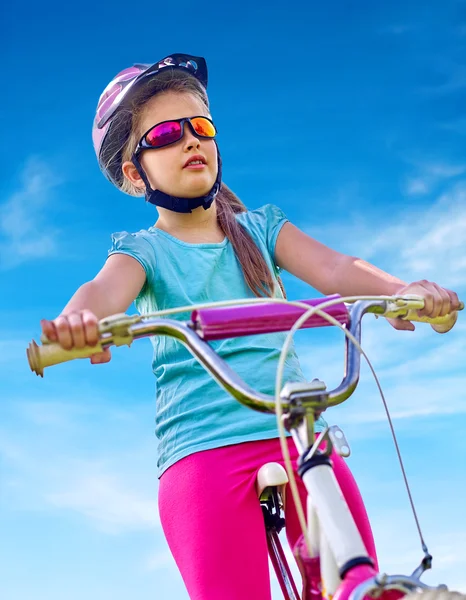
[342,375,466,425]
[0,399,160,534]
[295,188,466,425]
[376,323,466,380]
[405,178,431,195]
[295,291,466,431]
[373,512,466,592]
[0,157,62,269]
[403,162,466,196]
[46,469,160,534]
[307,181,466,288]
[425,164,466,178]
[298,342,466,428]
[398,195,466,286]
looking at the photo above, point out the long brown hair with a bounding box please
[104,69,281,298]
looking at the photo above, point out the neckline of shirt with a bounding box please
[148,226,229,249]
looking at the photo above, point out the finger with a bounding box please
[90,349,111,364]
[67,312,86,349]
[54,315,73,350]
[416,281,435,318]
[433,283,452,317]
[402,281,432,318]
[387,317,415,331]
[424,284,443,319]
[40,319,58,342]
[82,310,99,347]
[445,288,460,312]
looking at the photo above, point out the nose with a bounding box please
[182,120,201,151]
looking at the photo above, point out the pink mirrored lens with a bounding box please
[146,121,182,147]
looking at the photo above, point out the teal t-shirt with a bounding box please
[109,204,326,476]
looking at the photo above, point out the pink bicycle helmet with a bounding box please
[92,53,208,189]
[91,52,221,213]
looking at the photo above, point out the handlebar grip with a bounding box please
[400,306,462,326]
[27,339,104,377]
[404,311,458,334]
[386,298,464,332]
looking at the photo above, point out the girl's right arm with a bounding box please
[40,254,146,364]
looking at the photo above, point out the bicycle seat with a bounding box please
[256,462,289,500]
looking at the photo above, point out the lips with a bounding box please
[183,155,207,168]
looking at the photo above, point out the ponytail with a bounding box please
[216,184,286,298]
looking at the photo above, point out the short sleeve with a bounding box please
[261,204,288,260]
[236,204,289,268]
[108,231,156,285]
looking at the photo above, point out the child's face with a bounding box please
[126,91,218,198]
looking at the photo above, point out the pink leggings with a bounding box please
[159,437,378,600]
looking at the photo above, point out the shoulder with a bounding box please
[236,204,289,257]
[110,228,153,248]
[236,204,288,229]
[109,228,156,281]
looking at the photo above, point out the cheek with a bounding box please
[140,149,177,181]
[205,141,218,173]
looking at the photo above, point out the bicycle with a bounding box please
[27,294,465,600]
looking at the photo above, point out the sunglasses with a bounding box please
[134,116,217,154]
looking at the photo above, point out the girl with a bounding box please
[41,53,459,600]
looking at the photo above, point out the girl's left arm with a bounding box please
[275,222,460,331]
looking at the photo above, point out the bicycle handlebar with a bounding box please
[27,295,463,414]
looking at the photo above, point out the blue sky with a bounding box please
[2,1,466,598]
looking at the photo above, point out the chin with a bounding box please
[182,180,215,198]
[178,168,217,197]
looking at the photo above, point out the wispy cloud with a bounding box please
[404,178,431,195]
[344,375,466,425]
[308,180,466,288]
[437,117,466,135]
[373,511,466,592]
[46,468,160,534]
[0,399,160,534]
[299,175,466,426]
[0,157,62,269]
[403,161,466,196]
[299,326,466,427]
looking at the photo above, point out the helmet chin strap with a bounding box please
[131,147,222,214]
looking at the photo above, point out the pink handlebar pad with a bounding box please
[191,295,349,341]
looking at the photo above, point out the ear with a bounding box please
[122,160,146,191]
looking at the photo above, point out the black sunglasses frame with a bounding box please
[134,116,218,156]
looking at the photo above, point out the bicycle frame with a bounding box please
[257,423,361,600]
[27,295,463,600]
[252,301,443,600]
